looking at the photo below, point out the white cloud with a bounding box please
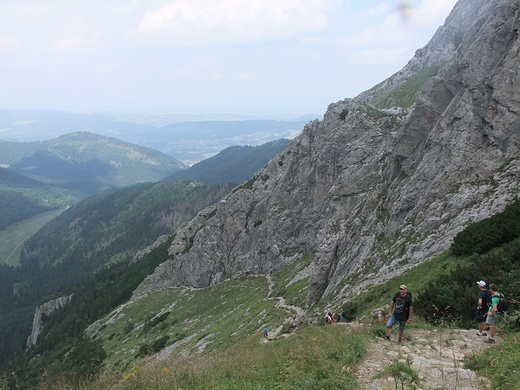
[170,55,219,78]
[53,35,84,50]
[0,36,18,48]
[235,71,257,80]
[128,0,334,46]
[365,3,390,17]
[0,0,461,115]
[351,47,409,65]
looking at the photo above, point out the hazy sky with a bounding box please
[0,0,458,118]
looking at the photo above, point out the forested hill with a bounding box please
[1,131,186,188]
[0,131,187,231]
[163,139,290,184]
[0,168,62,231]
[0,180,234,368]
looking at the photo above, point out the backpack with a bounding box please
[484,289,493,307]
[496,294,509,313]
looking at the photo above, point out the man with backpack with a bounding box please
[485,283,505,343]
[385,285,413,345]
[475,280,491,336]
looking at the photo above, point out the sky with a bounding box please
[0,0,459,119]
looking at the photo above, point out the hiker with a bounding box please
[475,280,490,336]
[324,312,332,324]
[385,284,413,345]
[484,283,502,343]
[339,308,346,322]
[263,328,269,338]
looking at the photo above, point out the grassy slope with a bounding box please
[82,250,468,371]
[24,246,520,390]
[91,275,287,370]
[0,208,65,266]
[327,250,474,319]
[69,277,365,390]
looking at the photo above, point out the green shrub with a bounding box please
[452,199,520,256]
[414,210,520,330]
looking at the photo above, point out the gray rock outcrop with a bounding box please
[27,295,73,347]
[133,0,520,306]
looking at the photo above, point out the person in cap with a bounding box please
[475,280,490,336]
[385,285,413,345]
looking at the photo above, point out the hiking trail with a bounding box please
[263,274,306,340]
[352,326,495,389]
[262,274,495,388]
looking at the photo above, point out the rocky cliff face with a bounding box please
[27,295,73,347]
[134,0,520,307]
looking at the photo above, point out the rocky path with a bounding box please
[354,327,494,390]
[263,274,305,339]
[261,276,493,389]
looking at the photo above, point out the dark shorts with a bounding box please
[475,308,487,323]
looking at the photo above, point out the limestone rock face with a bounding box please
[134,0,520,306]
[27,295,73,347]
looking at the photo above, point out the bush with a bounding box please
[415,240,520,329]
[452,200,520,256]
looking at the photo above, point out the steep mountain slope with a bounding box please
[135,0,520,307]
[163,139,290,184]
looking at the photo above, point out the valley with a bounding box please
[0,208,65,266]
[1,0,520,388]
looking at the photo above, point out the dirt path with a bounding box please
[5,238,25,264]
[354,327,494,389]
[260,275,492,389]
[263,274,305,340]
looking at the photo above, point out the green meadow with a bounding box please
[0,209,65,266]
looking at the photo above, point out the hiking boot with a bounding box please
[484,338,495,343]
[477,332,487,336]
[397,339,403,345]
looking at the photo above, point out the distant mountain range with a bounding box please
[1,131,186,186]
[0,110,310,162]
[1,129,289,238]
[0,132,186,231]
[164,139,290,184]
